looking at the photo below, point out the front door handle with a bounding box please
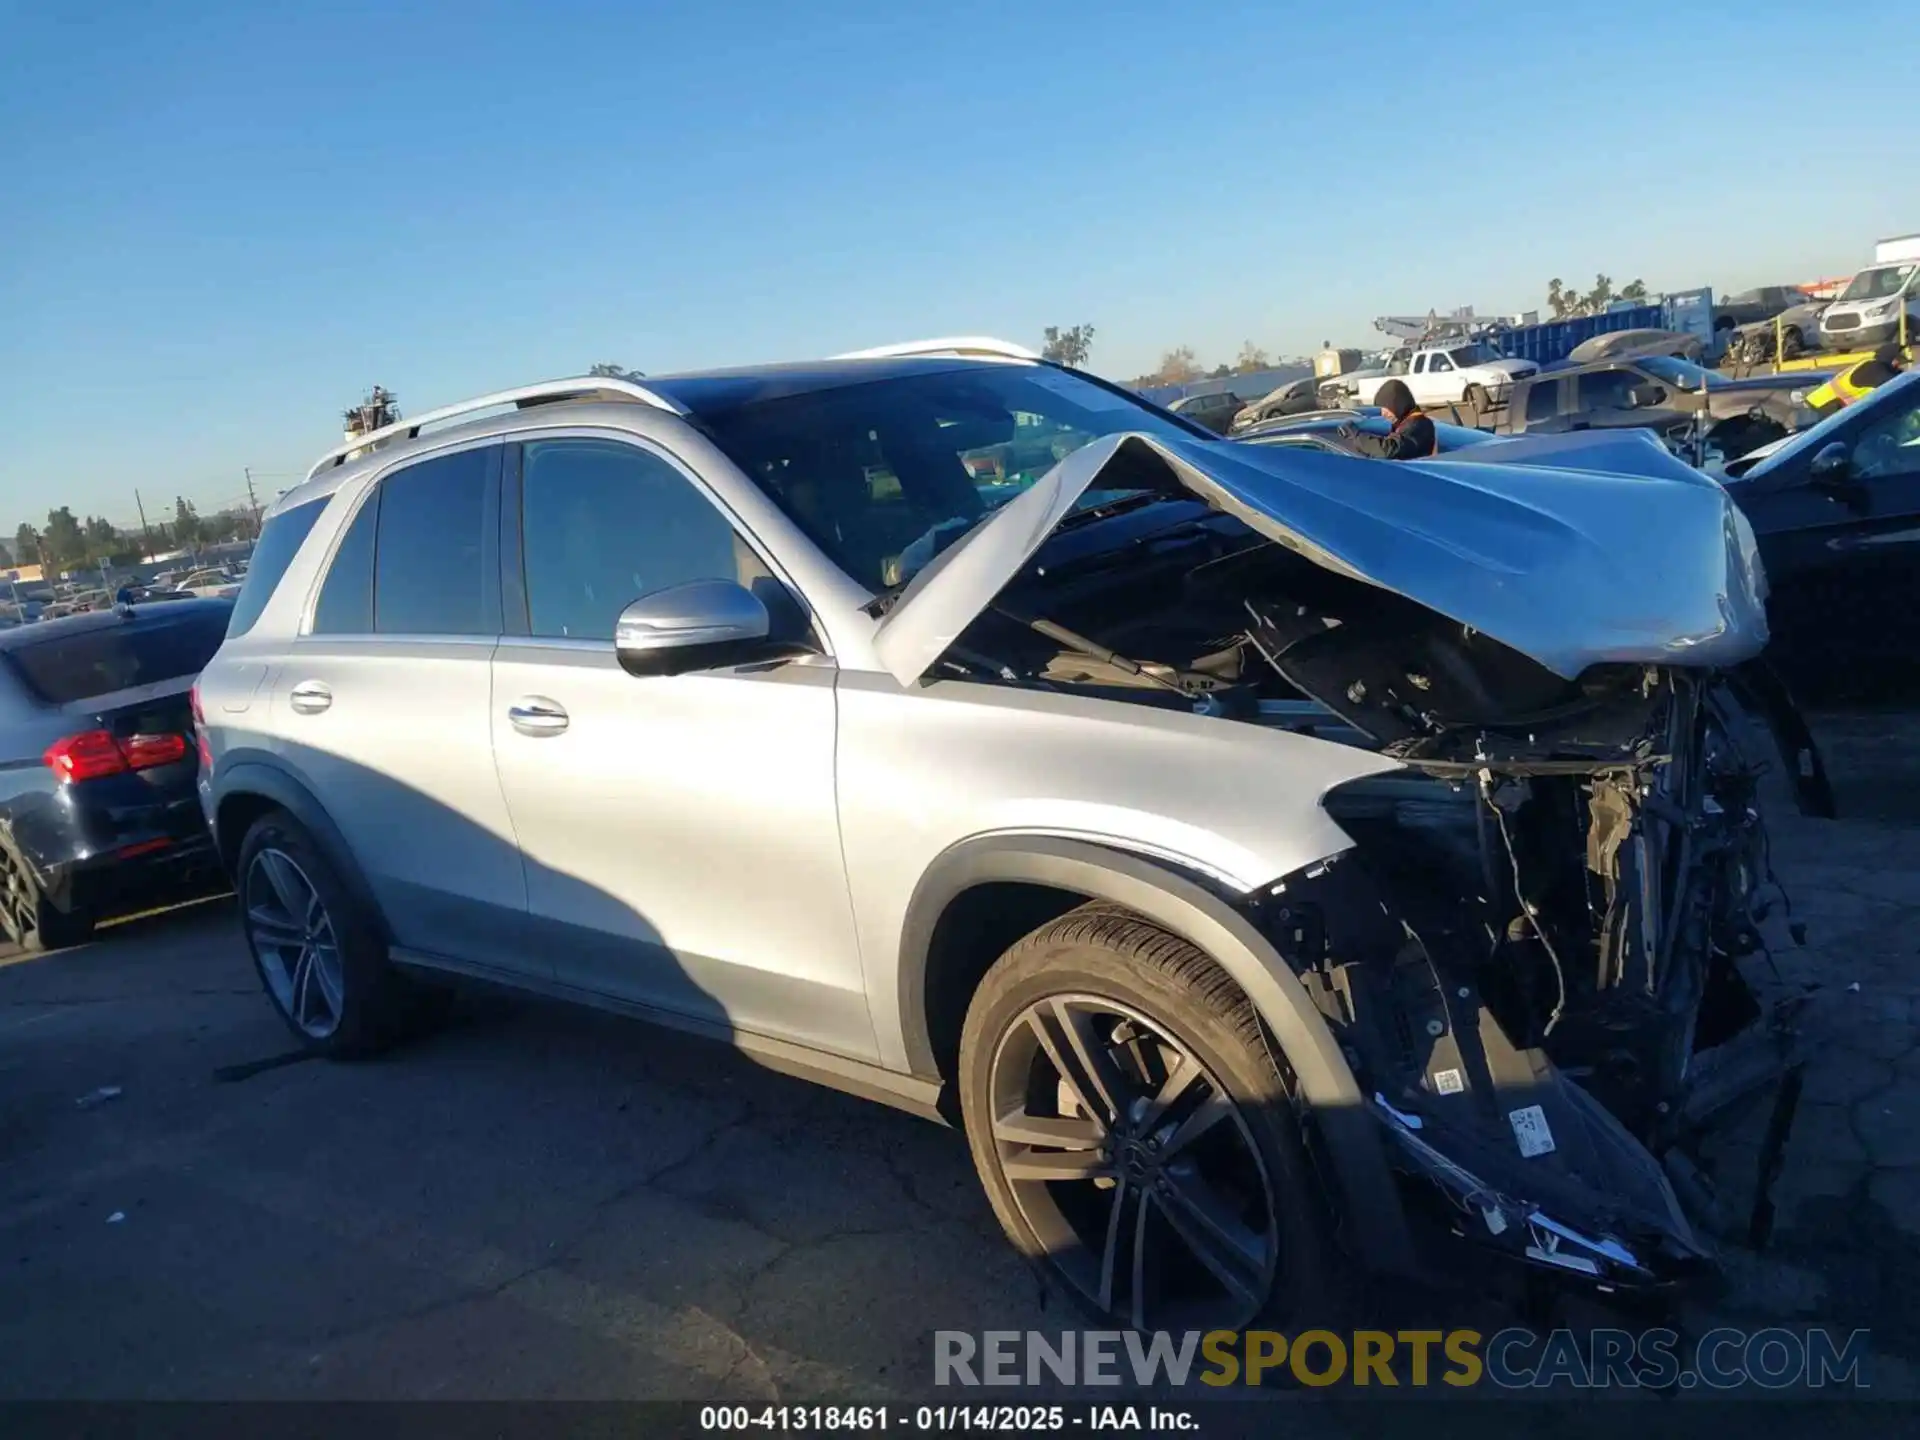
[507,696,569,737]
[288,680,333,715]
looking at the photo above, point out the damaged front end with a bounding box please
[878,428,1817,1299]
[1253,663,1810,1297]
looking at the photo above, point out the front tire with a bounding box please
[1462,382,1489,416]
[958,903,1334,1331]
[237,811,441,1056]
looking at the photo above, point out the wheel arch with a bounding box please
[897,831,1417,1275]
[212,757,390,941]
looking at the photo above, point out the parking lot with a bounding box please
[1,707,1917,1402]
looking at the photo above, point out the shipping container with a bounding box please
[1486,304,1668,366]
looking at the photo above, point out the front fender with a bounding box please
[898,832,1417,1277]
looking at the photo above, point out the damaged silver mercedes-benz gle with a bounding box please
[200,341,1829,1332]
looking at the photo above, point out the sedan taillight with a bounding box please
[44,730,190,784]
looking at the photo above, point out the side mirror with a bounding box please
[614,579,779,678]
[1809,440,1851,481]
[1809,441,1868,509]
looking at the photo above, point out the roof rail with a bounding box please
[830,336,1040,363]
[303,376,688,481]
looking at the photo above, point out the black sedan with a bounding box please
[1718,370,1920,697]
[0,598,233,950]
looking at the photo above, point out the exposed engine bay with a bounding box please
[938,509,1819,1294]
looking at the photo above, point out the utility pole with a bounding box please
[134,490,155,560]
[244,468,262,538]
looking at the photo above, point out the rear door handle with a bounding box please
[288,680,333,715]
[507,696,569,737]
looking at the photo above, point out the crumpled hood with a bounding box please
[873,432,1769,686]
[1425,425,1707,483]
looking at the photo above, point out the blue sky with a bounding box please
[2,0,1915,530]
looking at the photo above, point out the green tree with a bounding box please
[173,496,201,548]
[84,515,117,561]
[1547,273,1641,319]
[14,524,40,570]
[588,362,646,381]
[1235,341,1270,373]
[1039,324,1096,368]
[1156,346,1201,385]
[43,507,85,568]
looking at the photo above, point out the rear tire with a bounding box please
[1779,326,1804,361]
[28,897,95,953]
[0,844,94,953]
[958,902,1337,1332]
[237,810,444,1057]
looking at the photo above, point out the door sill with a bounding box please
[389,945,948,1124]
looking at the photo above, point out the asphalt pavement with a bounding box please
[1,708,1917,1404]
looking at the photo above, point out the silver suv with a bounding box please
[198,338,1815,1327]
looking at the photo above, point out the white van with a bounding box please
[1819,260,1919,350]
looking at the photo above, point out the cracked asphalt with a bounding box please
[0,706,1915,1403]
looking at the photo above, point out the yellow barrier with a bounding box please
[1760,307,1911,373]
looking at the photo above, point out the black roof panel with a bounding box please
[0,597,233,653]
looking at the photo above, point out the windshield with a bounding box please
[1636,356,1718,390]
[686,366,1199,590]
[1447,343,1502,366]
[1839,265,1916,302]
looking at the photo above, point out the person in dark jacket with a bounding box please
[1341,379,1436,459]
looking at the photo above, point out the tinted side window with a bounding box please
[1851,389,1920,480]
[227,497,326,638]
[520,439,753,641]
[1579,371,1635,410]
[1525,381,1560,423]
[312,488,379,634]
[373,448,496,636]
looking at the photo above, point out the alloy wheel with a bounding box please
[0,854,29,944]
[245,848,345,1039]
[987,994,1279,1330]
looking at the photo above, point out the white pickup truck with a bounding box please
[1348,341,1538,411]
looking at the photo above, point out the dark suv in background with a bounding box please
[1165,389,1247,434]
[0,598,232,950]
[1500,355,1824,461]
